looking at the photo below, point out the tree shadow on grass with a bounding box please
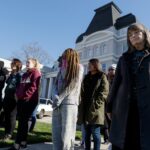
[0,127,51,148]
[0,125,81,149]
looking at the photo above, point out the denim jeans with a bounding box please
[3,97,17,136]
[81,124,86,145]
[85,124,101,150]
[15,100,37,144]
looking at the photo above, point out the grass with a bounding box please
[0,121,81,148]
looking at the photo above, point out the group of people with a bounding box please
[51,23,150,150]
[0,58,41,150]
[0,22,150,150]
[51,48,116,150]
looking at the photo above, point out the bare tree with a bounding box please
[11,42,54,66]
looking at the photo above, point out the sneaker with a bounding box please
[3,134,12,141]
[7,146,20,150]
[102,141,110,145]
[20,144,28,150]
[80,141,85,148]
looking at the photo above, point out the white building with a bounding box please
[40,2,137,99]
[75,2,136,73]
[0,58,12,71]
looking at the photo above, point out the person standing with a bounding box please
[107,64,117,88]
[52,48,84,150]
[3,58,22,140]
[107,23,150,150]
[0,61,7,112]
[78,58,109,150]
[8,58,41,150]
[101,64,117,144]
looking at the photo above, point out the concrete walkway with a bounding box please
[0,141,110,150]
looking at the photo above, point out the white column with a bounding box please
[47,77,53,99]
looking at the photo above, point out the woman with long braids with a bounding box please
[52,48,84,150]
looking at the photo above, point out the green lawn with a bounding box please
[0,122,81,148]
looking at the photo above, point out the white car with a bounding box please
[36,98,53,119]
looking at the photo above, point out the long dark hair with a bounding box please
[127,23,150,53]
[11,58,22,72]
[62,48,80,87]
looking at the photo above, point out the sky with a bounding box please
[0,0,150,64]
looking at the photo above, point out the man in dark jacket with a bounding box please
[101,64,117,144]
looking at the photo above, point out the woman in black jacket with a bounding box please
[107,23,150,150]
[0,61,7,113]
[3,58,22,140]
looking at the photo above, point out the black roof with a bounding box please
[94,2,122,14]
[76,2,136,43]
[115,13,136,29]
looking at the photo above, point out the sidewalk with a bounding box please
[0,141,110,150]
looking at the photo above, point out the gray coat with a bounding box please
[107,50,150,150]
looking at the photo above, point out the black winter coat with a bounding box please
[0,69,6,99]
[107,49,150,150]
[78,72,109,125]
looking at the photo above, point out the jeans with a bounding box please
[28,106,38,132]
[3,97,17,136]
[85,124,101,150]
[81,124,86,145]
[15,100,37,144]
[0,97,3,112]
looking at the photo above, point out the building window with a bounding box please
[123,42,127,52]
[79,52,82,59]
[101,44,107,54]
[93,45,99,56]
[100,44,106,55]
[83,50,88,58]
[83,64,88,74]
[86,47,93,58]
[102,63,106,72]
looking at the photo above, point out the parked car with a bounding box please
[36,98,53,119]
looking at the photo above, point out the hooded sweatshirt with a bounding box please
[16,68,41,102]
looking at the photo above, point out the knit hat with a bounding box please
[108,64,117,70]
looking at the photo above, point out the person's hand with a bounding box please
[107,113,112,120]
[24,97,29,102]
[52,100,58,109]
[15,94,18,102]
[52,95,60,109]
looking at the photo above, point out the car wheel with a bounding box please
[37,110,44,119]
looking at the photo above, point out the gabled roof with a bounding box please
[115,13,136,30]
[94,2,122,14]
[76,2,136,43]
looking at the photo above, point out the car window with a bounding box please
[40,99,47,104]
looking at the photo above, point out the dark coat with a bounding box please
[107,50,150,150]
[0,69,6,99]
[78,72,109,125]
[4,73,21,98]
